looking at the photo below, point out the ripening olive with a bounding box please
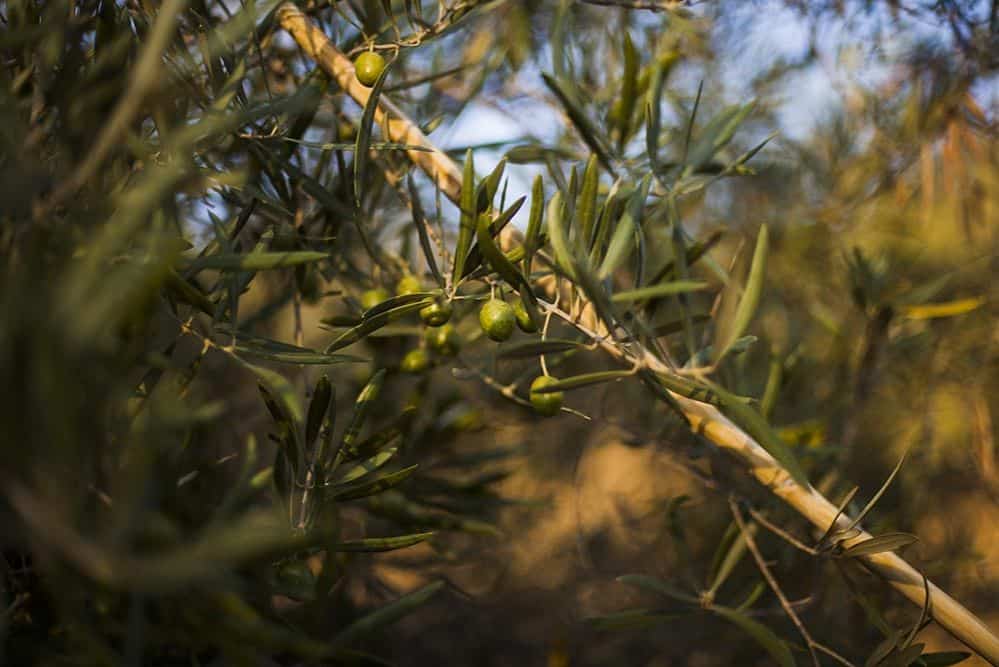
[338,122,357,142]
[420,299,453,327]
[360,288,389,311]
[479,299,516,342]
[529,375,563,417]
[396,275,423,296]
[354,51,386,87]
[401,348,430,373]
[425,323,460,356]
[513,299,538,333]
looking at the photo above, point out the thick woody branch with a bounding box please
[275,5,999,663]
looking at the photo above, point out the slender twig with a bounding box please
[729,496,823,667]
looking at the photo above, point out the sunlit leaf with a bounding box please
[713,224,768,364]
[841,533,919,558]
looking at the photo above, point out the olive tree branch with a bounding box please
[276,6,999,663]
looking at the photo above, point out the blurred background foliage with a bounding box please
[1,0,997,665]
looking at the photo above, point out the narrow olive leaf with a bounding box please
[331,532,435,553]
[533,370,634,393]
[477,157,507,214]
[325,301,429,352]
[541,73,616,175]
[237,360,305,427]
[330,581,445,650]
[612,281,709,303]
[234,343,366,366]
[759,355,782,420]
[335,447,398,485]
[238,359,305,474]
[305,375,332,447]
[314,382,338,474]
[650,370,725,405]
[362,292,437,320]
[645,62,665,172]
[713,224,768,364]
[346,426,402,463]
[189,251,328,272]
[452,149,477,283]
[843,446,910,535]
[546,191,577,280]
[682,81,704,164]
[918,651,972,666]
[461,195,527,279]
[407,174,444,287]
[505,144,582,164]
[496,339,587,359]
[353,60,392,207]
[712,382,810,487]
[866,632,905,667]
[647,230,723,287]
[711,605,795,667]
[585,609,680,631]
[524,174,545,271]
[597,175,650,280]
[164,269,215,315]
[578,155,600,246]
[330,464,419,502]
[340,369,386,456]
[616,575,699,604]
[883,645,928,667]
[707,522,755,597]
[613,30,639,152]
[347,408,415,461]
[685,103,754,175]
[816,486,860,549]
[566,164,579,211]
[735,582,767,613]
[475,209,533,298]
[322,315,363,328]
[726,132,776,173]
[901,297,985,320]
[841,533,919,558]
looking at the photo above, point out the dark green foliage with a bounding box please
[2,0,996,665]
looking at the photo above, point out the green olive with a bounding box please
[337,121,357,142]
[400,348,430,373]
[396,275,423,296]
[425,323,460,356]
[420,299,453,327]
[529,375,563,417]
[513,299,538,333]
[479,299,516,342]
[360,288,390,311]
[354,51,386,87]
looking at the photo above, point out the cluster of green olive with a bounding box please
[476,296,563,416]
[358,278,563,417]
